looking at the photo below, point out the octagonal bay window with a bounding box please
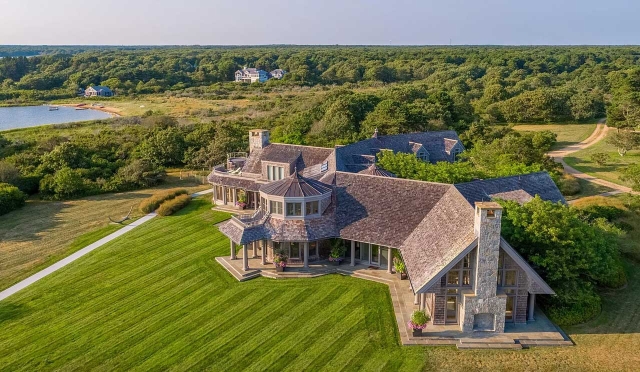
[259,172,332,220]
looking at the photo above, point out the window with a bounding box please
[267,165,285,181]
[417,152,429,161]
[269,200,283,215]
[286,202,302,216]
[446,252,473,288]
[305,200,319,215]
[310,241,318,257]
[486,209,496,218]
[504,270,517,287]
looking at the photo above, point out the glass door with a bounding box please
[446,296,458,324]
[370,245,380,266]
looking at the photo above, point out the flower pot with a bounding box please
[398,272,408,280]
[412,328,423,337]
[276,266,284,272]
[332,260,341,266]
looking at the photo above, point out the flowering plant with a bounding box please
[273,248,288,267]
[274,260,287,268]
[328,256,344,262]
[236,201,247,209]
[408,310,430,330]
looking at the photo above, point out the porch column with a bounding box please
[252,241,258,258]
[212,186,216,202]
[420,293,426,311]
[350,241,355,266]
[230,241,236,259]
[303,242,309,269]
[414,294,420,305]
[528,293,536,321]
[387,248,393,273]
[222,186,227,204]
[232,189,237,205]
[261,239,267,265]
[242,244,249,271]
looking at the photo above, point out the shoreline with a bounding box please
[58,103,121,117]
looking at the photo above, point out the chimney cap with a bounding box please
[474,201,502,210]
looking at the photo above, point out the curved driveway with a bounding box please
[548,120,638,197]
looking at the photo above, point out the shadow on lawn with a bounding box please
[0,302,30,325]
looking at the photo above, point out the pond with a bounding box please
[0,105,113,131]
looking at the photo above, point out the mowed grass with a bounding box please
[3,199,640,371]
[564,131,640,188]
[512,122,597,151]
[0,172,209,291]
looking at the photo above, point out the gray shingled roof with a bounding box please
[358,164,395,177]
[454,172,566,206]
[241,144,334,175]
[335,131,463,171]
[334,172,451,248]
[259,172,332,197]
[207,172,261,192]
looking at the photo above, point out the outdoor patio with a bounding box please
[216,253,572,349]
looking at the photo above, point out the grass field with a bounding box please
[0,172,209,291]
[564,131,640,188]
[512,122,598,151]
[2,198,640,371]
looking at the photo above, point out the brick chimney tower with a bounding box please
[249,129,270,153]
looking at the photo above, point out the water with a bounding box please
[0,105,113,131]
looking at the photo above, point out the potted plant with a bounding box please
[408,310,430,337]
[236,191,247,210]
[273,249,288,272]
[328,240,346,266]
[394,258,408,280]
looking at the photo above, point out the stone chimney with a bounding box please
[459,201,507,333]
[473,201,502,299]
[249,129,270,153]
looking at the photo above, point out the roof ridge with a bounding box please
[335,171,454,187]
[453,171,550,186]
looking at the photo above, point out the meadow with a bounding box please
[1,198,640,371]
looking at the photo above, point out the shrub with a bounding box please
[590,152,610,166]
[557,174,581,196]
[544,286,601,327]
[139,188,188,213]
[156,194,191,216]
[408,310,430,329]
[0,182,27,215]
[394,258,406,274]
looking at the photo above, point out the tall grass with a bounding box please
[139,188,187,213]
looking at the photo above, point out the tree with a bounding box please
[138,127,186,166]
[360,99,410,137]
[606,131,640,156]
[39,167,87,199]
[621,164,640,191]
[0,161,20,184]
[376,151,478,183]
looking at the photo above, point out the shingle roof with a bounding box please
[399,187,476,291]
[358,164,395,177]
[454,172,566,206]
[259,172,332,197]
[241,144,334,175]
[334,172,451,248]
[207,172,261,192]
[335,131,463,171]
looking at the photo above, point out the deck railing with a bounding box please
[231,207,269,227]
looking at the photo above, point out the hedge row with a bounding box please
[0,182,27,216]
[156,194,191,216]
[139,189,188,213]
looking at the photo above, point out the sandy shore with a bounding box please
[60,103,122,117]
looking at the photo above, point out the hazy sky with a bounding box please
[1,0,639,45]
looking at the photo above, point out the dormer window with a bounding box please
[286,202,302,217]
[267,165,285,181]
[306,201,319,215]
[417,151,429,161]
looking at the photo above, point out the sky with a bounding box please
[1,0,639,45]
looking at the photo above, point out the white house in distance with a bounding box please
[235,68,287,83]
[84,86,114,97]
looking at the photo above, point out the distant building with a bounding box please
[234,68,287,83]
[85,86,114,97]
[269,69,286,79]
[235,68,270,83]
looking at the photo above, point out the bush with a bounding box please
[544,286,602,327]
[139,188,188,213]
[156,194,191,216]
[0,182,27,215]
[557,174,581,196]
[590,152,610,166]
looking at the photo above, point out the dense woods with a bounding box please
[1,46,639,128]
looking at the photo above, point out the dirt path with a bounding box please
[549,119,639,197]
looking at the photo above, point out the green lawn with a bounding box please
[512,122,597,151]
[564,131,640,188]
[2,198,640,371]
[565,178,616,201]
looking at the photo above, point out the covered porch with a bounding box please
[213,184,260,210]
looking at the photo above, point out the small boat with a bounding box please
[75,107,88,110]
[48,106,59,111]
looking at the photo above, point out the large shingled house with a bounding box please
[209,129,561,334]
